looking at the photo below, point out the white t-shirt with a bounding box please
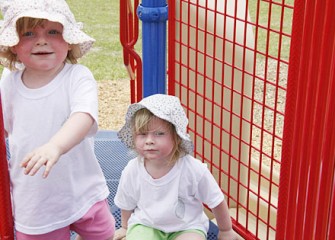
[1,67,11,83]
[0,63,109,234]
[114,154,225,234]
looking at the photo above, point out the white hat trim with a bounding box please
[0,0,95,58]
[118,94,194,154]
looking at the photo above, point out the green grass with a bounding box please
[248,0,294,60]
[67,0,129,81]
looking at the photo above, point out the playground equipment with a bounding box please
[168,0,335,239]
[174,0,255,207]
[0,98,14,240]
[137,0,168,96]
[1,0,335,239]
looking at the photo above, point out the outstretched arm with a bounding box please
[211,200,239,240]
[20,112,94,178]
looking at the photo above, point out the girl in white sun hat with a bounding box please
[114,94,238,240]
[0,0,115,239]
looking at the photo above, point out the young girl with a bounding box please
[114,94,239,240]
[0,0,115,239]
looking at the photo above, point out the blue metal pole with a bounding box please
[137,0,168,97]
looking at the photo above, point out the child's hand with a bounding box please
[113,227,127,240]
[20,142,62,178]
[217,228,239,240]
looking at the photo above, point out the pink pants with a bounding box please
[16,200,115,240]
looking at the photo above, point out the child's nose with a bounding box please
[145,134,154,144]
[36,35,47,46]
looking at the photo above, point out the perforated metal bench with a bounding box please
[68,130,219,239]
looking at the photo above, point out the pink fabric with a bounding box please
[16,200,115,240]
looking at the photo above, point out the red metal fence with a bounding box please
[1,0,335,239]
[121,0,335,239]
[0,98,14,239]
[276,0,335,239]
[168,0,292,238]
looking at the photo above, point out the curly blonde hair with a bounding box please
[0,17,81,70]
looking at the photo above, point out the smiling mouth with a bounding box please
[33,52,52,55]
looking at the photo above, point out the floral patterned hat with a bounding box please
[118,94,194,154]
[0,0,95,58]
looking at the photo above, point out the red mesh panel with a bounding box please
[168,0,293,239]
[0,98,14,240]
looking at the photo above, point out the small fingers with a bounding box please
[42,160,56,178]
[23,155,47,176]
[20,152,34,168]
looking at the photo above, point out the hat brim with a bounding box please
[117,102,194,154]
[0,10,95,59]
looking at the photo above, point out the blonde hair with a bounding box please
[0,17,81,70]
[132,108,184,165]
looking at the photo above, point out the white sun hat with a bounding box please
[0,0,95,58]
[118,94,194,154]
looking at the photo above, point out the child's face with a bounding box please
[134,117,175,164]
[11,20,70,72]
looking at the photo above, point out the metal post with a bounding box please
[276,0,335,238]
[137,0,168,97]
[0,97,14,240]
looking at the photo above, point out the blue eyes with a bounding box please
[22,31,34,37]
[21,30,62,37]
[137,132,166,136]
[49,30,61,35]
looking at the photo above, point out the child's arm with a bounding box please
[211,200,239,240]
[113,209,133,240]
[20,112,94,178]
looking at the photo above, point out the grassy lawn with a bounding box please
[67,0,129,81]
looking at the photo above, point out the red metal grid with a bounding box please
[168,0,293,239]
